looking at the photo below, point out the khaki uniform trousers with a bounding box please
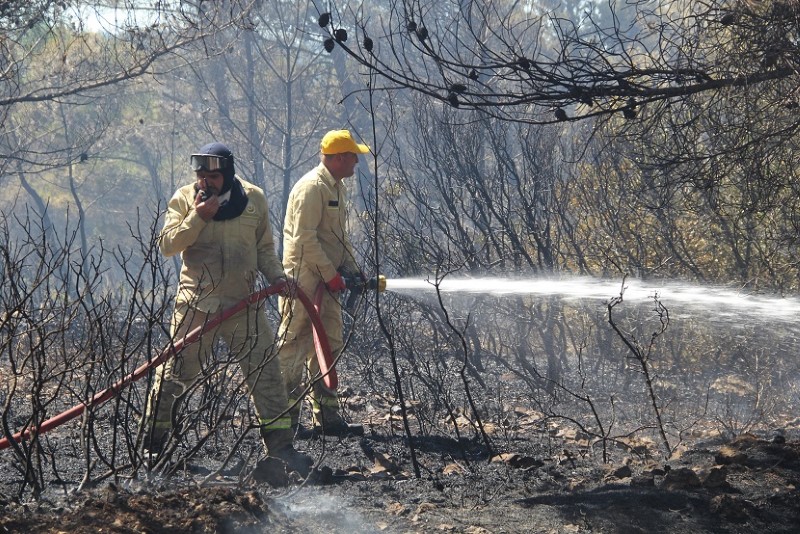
[144,303,293,453]
[278,279,344,428]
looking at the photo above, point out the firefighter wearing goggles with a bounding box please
[144,142,313,477]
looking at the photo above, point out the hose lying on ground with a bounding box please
[0,280,332,451]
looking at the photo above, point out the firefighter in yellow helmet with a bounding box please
[144,142,313,477]
[278,129,370,436]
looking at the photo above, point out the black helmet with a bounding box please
[191,142,236,194]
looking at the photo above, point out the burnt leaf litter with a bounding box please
[1,399,799,534]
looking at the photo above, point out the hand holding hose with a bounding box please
[326,273,347,292]
[276,276,298,298]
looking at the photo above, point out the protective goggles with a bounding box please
[190,154,229,172]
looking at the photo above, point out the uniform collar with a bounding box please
[316,162,340,188]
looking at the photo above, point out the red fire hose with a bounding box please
[313,274,386,390]
[313,282,338,390]
[0,280,332,451]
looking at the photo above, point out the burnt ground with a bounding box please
[1,418,799,534]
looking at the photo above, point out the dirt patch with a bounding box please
[2,432,798,533]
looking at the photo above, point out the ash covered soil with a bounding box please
[2,421,799,534]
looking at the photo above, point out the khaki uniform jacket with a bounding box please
[282,163,359,283]
[159,177,284,312]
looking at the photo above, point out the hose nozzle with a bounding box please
[342,274,386,309]
[366,274,386,293]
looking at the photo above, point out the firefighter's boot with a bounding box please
[261,428,314,477]
[142,420,173,459]
[311,396,364,437]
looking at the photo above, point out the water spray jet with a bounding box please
[381,276,800,325]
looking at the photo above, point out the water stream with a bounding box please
[385,276,800,327]
[380,276,800,437]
